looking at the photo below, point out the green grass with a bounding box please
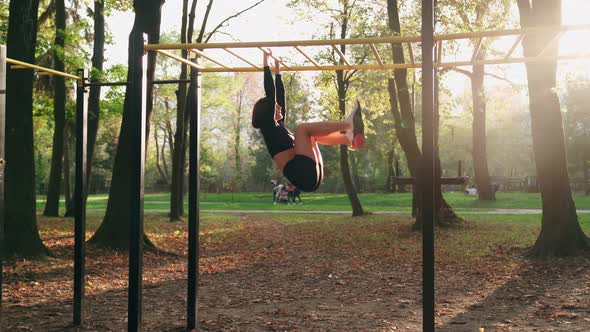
[35,191,590,213]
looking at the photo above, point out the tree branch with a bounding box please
[196,0,213,43]
[482,71,517,85]
[443,67,472,78]
[204,0,265,43]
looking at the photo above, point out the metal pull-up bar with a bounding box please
[6,57,81,80]
[146,24,590,73]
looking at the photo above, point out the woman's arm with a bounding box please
[263,51,275,104]
[275,58,285,110]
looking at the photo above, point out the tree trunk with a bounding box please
[433,71,461,226]
[88,0,164,249]
[154,127,168,185]
[63,122,72,209]
[337,74,364,216]
[5,0,48,256]
[64,0,106,218]
[386,0,460,228]
[395,158,406,192]
[169,0,190,222]
[234,88,243,190]
[334,2,364,216]
[517,0,589,256]
[43,0,66,217]
[471,53,495,201]
[385,146,395,192]
[584,160,589,196]
[87,0,105,194]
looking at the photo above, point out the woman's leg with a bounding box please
[314,131,352,146]
[294,121,351,160]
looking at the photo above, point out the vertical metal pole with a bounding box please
[0,45,7,321]
[74,68,88,327]
[421,1,436,331]
[458,160,462,177]
[187,58,201,331]
[128,32,147,332]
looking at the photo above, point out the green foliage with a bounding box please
[563,77,590,176]
[105,0,133,13]
[0,0,8,44]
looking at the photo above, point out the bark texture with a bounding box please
[43,0,67,217]
[517,0,589,256]
[87,0,105,195]
[335,2,364,216]
[471,52,495,201]
[386,0,460,228]
[88,0,164,249]
[5,0,48,256]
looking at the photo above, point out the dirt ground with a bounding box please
[2,214,590,331]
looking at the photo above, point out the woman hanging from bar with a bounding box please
[252,51,365,192]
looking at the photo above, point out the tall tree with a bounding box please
[43,0,67,217]
[332,0,367,216]
[169,0,264,220]
[169,0,195,221]
[439,0,511,201]
[89,0,164,249]
[386,0,460,227]
[86,0,107,198]
[289,0,370,216]
[516,0,589,255]
[5,0,48,256]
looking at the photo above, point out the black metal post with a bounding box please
[150,79,191,85]
[0,45,7,321]
[421,1,436,331]
[74,68,88,327]
[187,58,201,331]
[458,160,462,177]
[128,32,147,332]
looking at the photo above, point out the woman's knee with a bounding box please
[295,123,310,137]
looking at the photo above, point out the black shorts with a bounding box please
[283,155,323,192]
[261,125,294,157]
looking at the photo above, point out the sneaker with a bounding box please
[351,100,365,149]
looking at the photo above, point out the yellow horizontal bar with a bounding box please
[6,58,80,80]
[195,53,590,73]
[147,36,421,51]
[155,50,204,71]
[144,24,590,52]
[433,24,590,42]
[199,63,420,72]
[437,53,590,68]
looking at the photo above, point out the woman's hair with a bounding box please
[252,97,274,129]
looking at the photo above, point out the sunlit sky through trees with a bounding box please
[105,0,590,107]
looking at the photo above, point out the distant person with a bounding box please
[252,52,365,192]
[464,185,478,196]
[287,184,302,205]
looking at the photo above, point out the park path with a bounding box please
[173,208,590,215]
[84,201,590,215]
